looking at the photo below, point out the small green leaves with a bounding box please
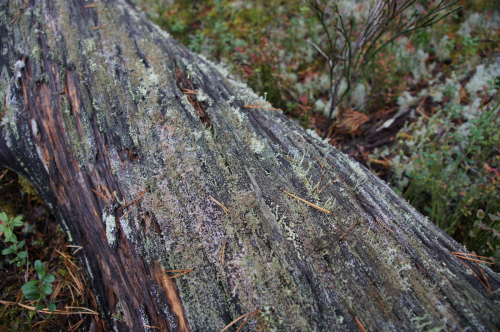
[12,215,24,227]
[48,300,57,312]
[35,260,45,277]
[4,227,13,240]
[41,283,53,295]
[0,211,8,222]
[42,274,55,283]
[21,280,39,294]
[19,260,55,302]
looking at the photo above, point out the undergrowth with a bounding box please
[0,170,105,331]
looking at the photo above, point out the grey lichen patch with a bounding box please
[84,38,96,53]
[248,132,267,154]
[103,209,117,248]
[291,151,319,201]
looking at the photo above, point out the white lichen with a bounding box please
[103,209,117,247]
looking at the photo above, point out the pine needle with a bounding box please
[92,189,108,200]
[341,220,359,238]
[83,4,98,8]
[210,195,229,215]
[456,258,491,295]
[452,254,493,265]
[354,317,367,332]
[279,188,331,214]
[121,189,147,219]
[318,179,338,194]
[220,310,261,332]
[375,216,394,233]
[451,252,495,261]
[163,268,194,280]
[219,241,227,267]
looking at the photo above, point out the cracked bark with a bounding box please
[1,0,499,331]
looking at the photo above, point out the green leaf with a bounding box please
[21,280,39,294]
[0,212,7,222]
[25,292,41,301]
[8,233,17,243]
[4,227,13,239]
[42,274,55,283]
[13,215,23,223]
[0,224,5,232]
[48,302,56,312]
[41,283,53,295]
[35,260,44,275]
[18,240,25,248]
[11,220,23,227]
[2,246,15,255]
[17,251,27,259]
[476,209,485,220]
[35,304,45,311]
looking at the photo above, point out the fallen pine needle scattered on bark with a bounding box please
[220,310,261,332]
[218,241,227,267]
[92,189,108,200]
[341,220,359,238]
[375,216,394,233]
[318,179,338,194]
[210,194,229,215]
[314,170,325,194]
[279,188,331,214]
[354,317,367,332]
[163,268,195,280]
[452,252,495,264]
[455,257,492,295]
[120,189,147,219]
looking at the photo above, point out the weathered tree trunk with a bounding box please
[1,0,499,331]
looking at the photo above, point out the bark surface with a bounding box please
[1,0,499,331]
